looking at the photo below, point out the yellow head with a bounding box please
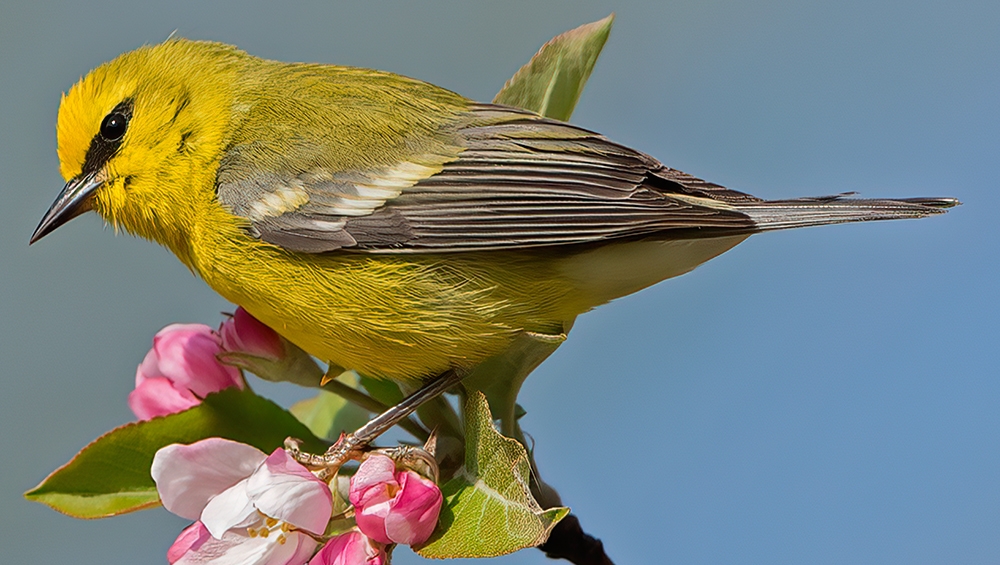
[32,39,246,265]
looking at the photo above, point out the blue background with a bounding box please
[1,1,997,563]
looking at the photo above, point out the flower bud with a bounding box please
[128,324,243,420]
[216,307,325,387]
[219,307,284,361]
[349,453,443,546]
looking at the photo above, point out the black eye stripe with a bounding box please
[81,98,134,176]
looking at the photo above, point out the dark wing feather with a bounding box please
[346,106,759,251]
[216,103,759,253]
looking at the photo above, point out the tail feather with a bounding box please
[736,194,960,232]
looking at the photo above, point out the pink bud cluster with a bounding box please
[128,307,283,420]
[308,453,443,564]
[140,309,444,564]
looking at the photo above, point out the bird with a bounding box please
[31,38,957,385]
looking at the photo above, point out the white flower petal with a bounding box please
[152,438,266,521]
[246,449,332,535]
[285,533,321,565]
[201,478,256,539]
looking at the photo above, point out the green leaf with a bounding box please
[415,392,568,558]
[291,383,370,441]
[462,330,566,438]
[25,388,326,519]
[494,14,614,120]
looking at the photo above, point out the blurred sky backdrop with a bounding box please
[1,1,998,564]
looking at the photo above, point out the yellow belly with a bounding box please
[192,218,746,381]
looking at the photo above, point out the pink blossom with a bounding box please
[220,308,284,362]
[128,324,243,420]
[309,531,386,565]
[153,438,333,565]
[349,453,443,546]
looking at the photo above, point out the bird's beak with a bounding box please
[30,170,104,244]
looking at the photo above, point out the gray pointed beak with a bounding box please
[30,170,104,244]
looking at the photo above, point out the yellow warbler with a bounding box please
[31,39,956,382]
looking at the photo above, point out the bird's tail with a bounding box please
[734,194,960,232]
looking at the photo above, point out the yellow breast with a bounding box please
[189,204,580,380]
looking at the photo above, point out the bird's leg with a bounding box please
[285,368,465,479]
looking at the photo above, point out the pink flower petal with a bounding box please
[382,471,443,545]
[171,528,317,565]
[128,376,201,421]
[309,531,385,565]
[221,308,284,361]
[154,324,243,397]
[136,348,165,386]
[349,455,399,544]
[247,449,332,535]
[168,522,211,564]
[152,438,266,521]
[349,454,397,508]
[353,501,392,546]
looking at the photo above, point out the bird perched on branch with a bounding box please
[32,39,957,383]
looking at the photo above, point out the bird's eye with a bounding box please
[100,112,128,141]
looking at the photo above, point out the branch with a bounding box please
[539,514,614,565]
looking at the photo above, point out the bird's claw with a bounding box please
[284,368,466,480]
[284,433,365,480]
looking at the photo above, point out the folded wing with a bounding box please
[216,104,956,254]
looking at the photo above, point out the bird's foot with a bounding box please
[285,433,363,480]
[285,368,466,479]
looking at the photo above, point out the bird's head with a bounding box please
[32,39,246,264]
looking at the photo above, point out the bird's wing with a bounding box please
[216,104,759,253]
[215,104,947,254]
